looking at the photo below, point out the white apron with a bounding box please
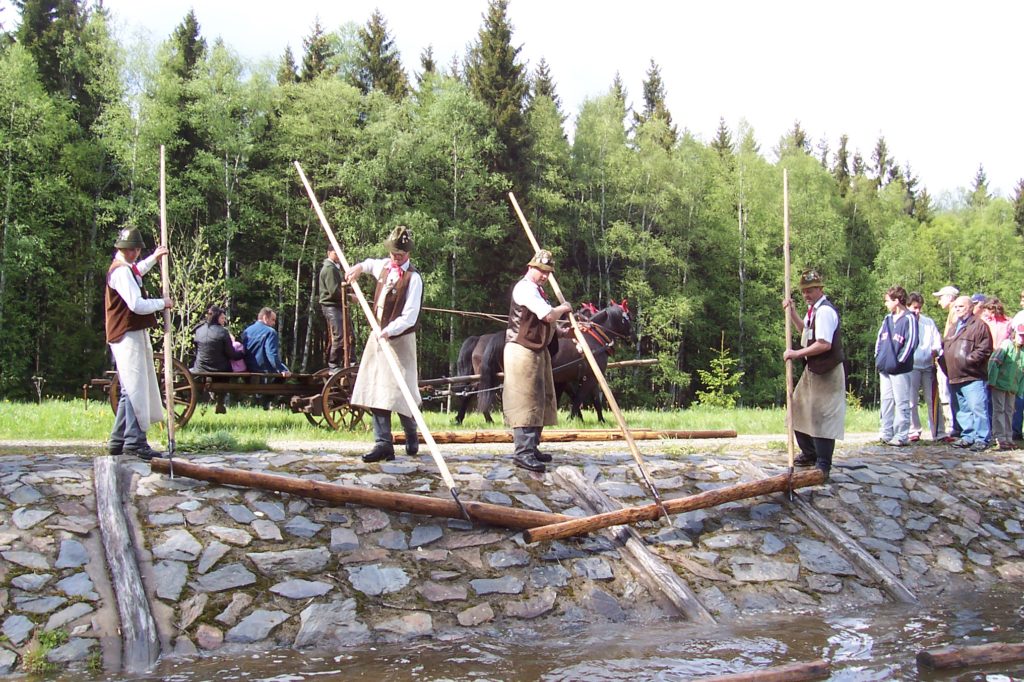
[792,363,846,440]
[110,329,165,431]
[350,333,420,417]
[502,342,558,428]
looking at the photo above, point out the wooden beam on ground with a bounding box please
[917,642,1024,670]
[692,659,831,682]
[739,461,918,604]
[394,429,737,445]
[150,458,571,530]
[524,468,826,543]
[94,457,160,672]
[553,466,715,625]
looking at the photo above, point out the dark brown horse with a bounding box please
[454,301,631,423]
[551,300,632,422]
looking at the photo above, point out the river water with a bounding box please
[73,584,1024,681]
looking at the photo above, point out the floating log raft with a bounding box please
[917,642,1024,670]
[524,468,826,543]
[150,458,571,530]
[394,428,737,444]
[692,659,831,682]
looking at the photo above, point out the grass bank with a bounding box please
[0,398,879,451]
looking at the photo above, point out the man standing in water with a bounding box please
[783,269,845,478]
[105,227,173,460]
[502,249,572,473]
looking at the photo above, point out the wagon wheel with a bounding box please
[107,354,197,429]
[303,368,335,428]
[322,367,365,431]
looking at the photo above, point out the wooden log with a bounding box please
[739,461,918,604]
[917,642,1024,670]
[524,468,825,543]
[554,467,715,625]
[94,457,160,672]
[393,429,737,444]
[150,458,571,530]
[692,659,831,682]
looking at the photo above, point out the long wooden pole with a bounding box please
[783,169,794,492]
[159,145,176,470]
[150,458,571,530]
[508,191,670,524]
[393,429,738,444]
[523,468,825,543]
[692,660,830,682]
[293,162,467,517]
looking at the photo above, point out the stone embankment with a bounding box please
[0,437,1022,675]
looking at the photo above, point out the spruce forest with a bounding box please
[2,0,1024,409]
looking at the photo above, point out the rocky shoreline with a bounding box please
[1,436,1022,676]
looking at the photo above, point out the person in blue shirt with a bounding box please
[242,307,290,375]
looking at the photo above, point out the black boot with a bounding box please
[362,443,396,463]
[793,453,817,467]
[513,453,546,472]
[405,432,419,456]
[533,450,552,463]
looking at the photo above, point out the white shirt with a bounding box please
[805,295,838,345]
[913,313,943,369]
[512,277,553,320]
[358,257,422,337]
[108,252,165,318]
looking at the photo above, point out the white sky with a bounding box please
[10,0,1022,199]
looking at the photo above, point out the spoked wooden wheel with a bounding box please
[322,367,365,431]
[107,354,197,428]
[303,368,334,428]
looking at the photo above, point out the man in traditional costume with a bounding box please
[502,250,572,473]
[783,268,845,478]
[105,227,173,460]
[346,226,423,463]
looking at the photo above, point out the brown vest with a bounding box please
[806,298,844,374]
[105,261,158,344]
[506,283,554,351]
[371,262,421,338]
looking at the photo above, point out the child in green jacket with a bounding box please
[988,324,1024,449]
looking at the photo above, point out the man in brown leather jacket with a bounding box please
[942,295,993,451]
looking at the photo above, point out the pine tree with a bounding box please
[871,136,892,188]
[466,0,532,193]
[299,18,333,82]
[710,117,733,158]
[531,58,559,107]
[169,9,206,80]
[916,187,935,223]
[969,164,991,207]
[1013,179,1024,237]
[416,45,436,86]
[633,59,677,148]
[852,151,865,176]
[351,9,408,99]
[902,163,920,217]
[611,72,627,113]
[14,0,84,94]
[277,45,298,84]
[781,120,810,155]
[833,134,850,196]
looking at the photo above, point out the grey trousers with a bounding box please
[110,389,148,449]
[372,409,417,450]
[512,426,542,458]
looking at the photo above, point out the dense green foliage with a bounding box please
[1,1,1022,411]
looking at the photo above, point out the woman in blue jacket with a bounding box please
[875,286,919,446]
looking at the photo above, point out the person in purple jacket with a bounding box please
[875,286,918,446]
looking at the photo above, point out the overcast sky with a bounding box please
[12,0,1022,200]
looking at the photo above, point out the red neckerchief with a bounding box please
[387,261,404,281]
[806,303,815,328]
[537,285,548,301]
[130,263,143,280]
